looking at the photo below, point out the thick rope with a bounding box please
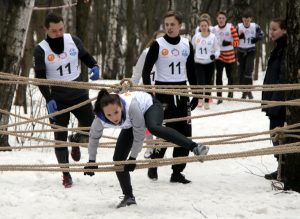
[1,143,300,172]
[1,118,299,152]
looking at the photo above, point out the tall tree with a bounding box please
[284,0,300,192]
[103,0,122,79]
[0,0,35,147]
[76,0,92,82]
[168,0,176,11]
[125,0,136,78]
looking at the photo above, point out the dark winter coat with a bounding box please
[262,35,287,117]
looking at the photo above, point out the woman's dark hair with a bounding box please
[44,13,64,28]
[271,18,287,30]
[94,89,121,114]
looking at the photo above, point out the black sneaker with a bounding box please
[241,92,247,99]
[265,171,278,180]
[217,99,223,105]
[228,92,233,98]
[170,173,191,184]
[247,92,253,99]
[116,196,137,208]
[148,168,158,181]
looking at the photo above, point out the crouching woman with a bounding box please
[84,89,209,208]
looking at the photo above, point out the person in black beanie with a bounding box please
[262,18,287,181]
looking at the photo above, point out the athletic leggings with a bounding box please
[195,62,215,103]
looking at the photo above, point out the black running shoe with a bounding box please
[148,168,158,181]
[116,196,137,208]
[247,92,254,99]
[264,171,278,180]
[241,92,247,99]
[170,173,191,184]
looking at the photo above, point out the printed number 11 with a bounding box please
[57,63,71,76]
[169,62,181,74]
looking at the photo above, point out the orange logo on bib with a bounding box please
[47,54,55,62]
[161,48,169,56]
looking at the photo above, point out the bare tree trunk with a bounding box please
[168,0,176,11]
[14,23,34,113]
[76,0,92,82]
[284,0,300,192]
[125,0,136,78]
[135,0,166,54]
[253,42,261,80]
[200,0,222,25]
[188,0,201,36]
[253,0,264,80]
[0,0,35,147]
[103,0,122,79]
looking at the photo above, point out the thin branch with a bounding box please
[192,204,208,218]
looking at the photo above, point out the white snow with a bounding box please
[1,77,299,219]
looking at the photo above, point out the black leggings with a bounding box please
[144,98,196,149]
[195,62,215,102]
[113,128,134,197]
[145,97,194,173]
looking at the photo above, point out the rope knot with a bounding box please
[273,127,285,143]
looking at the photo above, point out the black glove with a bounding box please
[222,40,231,46]
[190,98,198,111]
[238,32,245,39]
[251,37,259,44]
[84,160,98,176]
[124,157,136,172]
[210,54,215,60]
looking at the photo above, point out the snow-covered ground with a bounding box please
[1,78,300,219]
